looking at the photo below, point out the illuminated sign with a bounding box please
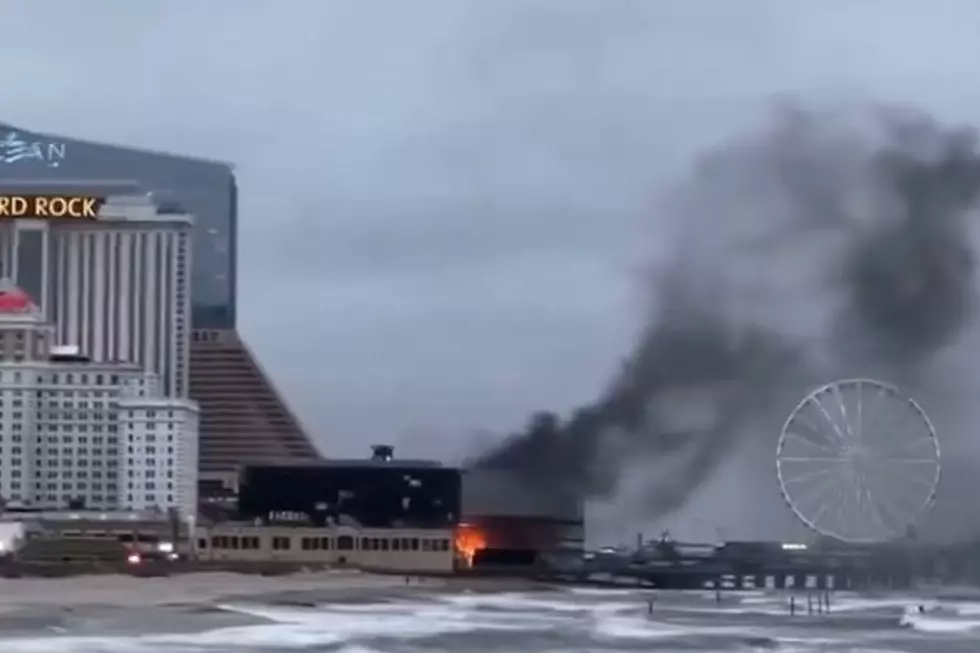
[0,195,104,219]
[0,132,67,168]
[266,510,310,524]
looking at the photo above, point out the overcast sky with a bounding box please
[2,0,979,460]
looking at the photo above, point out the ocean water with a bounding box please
[3,587,980,653]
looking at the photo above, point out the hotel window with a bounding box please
[301,537,321,551]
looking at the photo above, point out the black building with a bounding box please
[237,446,461,529]
[461,469,585,556]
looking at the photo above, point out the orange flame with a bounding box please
[454,523,487,566]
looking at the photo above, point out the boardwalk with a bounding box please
[537,540,980,591]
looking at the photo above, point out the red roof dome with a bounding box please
[0,289,32,313]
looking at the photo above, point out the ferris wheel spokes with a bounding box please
[805,396,849,443]
[776,378,940,543]
[781,428,841,456]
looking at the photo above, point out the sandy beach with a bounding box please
[0,570,445,612]
[0,570,554,613]
[0,570,559,641]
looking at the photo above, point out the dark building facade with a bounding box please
[237,448,462,529]
[0,123,236,328]
[461,469,585,557]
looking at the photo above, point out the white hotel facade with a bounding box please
[0,289,198,518]
[0,192,199,520]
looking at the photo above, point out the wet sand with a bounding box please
[0,570,446,638]
[0,571,555,639]
[0,570,440,611]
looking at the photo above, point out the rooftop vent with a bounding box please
[371,445,394,462]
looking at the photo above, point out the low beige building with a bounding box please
[195,523,454,573]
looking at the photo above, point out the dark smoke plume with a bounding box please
[474,103,980,526]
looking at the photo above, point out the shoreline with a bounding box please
[0,569,556,612]
[0,577,956,643]
[0,570,427,612]
[0,570,560,639]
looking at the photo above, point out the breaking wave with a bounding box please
[3,589,979,652]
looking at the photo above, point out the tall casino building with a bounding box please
[0,189,192,398]
[0,124,321,485]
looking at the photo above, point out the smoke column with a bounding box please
[474,102,980,533]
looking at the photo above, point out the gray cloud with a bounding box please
[4,0,980,537]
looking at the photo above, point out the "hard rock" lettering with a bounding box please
[0,195,102,219]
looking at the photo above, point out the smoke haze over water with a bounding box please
[475,102,980,541]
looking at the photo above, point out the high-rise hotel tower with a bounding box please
[0,190,192,398]
[0,124,321,481]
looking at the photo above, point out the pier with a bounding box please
[530,539,980,591]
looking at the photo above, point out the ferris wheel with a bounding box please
[776,379,940,543]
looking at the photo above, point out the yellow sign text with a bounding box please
[0,195,103,219]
